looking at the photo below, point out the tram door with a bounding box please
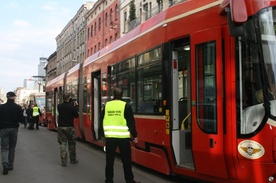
[54,86,62,129]
[171,38,194,169]
[53,88,58,128]
[191,27,227,178]
[92,71,101,139]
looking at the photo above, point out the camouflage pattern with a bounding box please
[57,127,77,164]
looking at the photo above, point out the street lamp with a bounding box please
[32,75,45,92]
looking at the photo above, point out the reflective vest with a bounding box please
[103,100,130,138]
[33,106,40,117]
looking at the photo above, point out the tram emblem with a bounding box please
[238,140,265,159]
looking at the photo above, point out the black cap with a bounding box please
[6,91,16,98]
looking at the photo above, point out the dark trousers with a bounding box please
[0,128,18,168]
[105,138,134,183]
[23,116,27,128]
[33,116,39,129]
[27,117,34,129]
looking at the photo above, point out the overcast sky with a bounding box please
[0,1,89,92]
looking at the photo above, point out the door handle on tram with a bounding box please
[209,138,214,148]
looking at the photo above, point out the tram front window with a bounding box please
[259,8,276,117]
[238,7,276,135]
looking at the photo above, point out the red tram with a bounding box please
[45,0,276,182]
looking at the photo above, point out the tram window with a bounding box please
[110,65,117,89]
[83,77,88,112]
[196,42,217,134]
[102,73,107,101]
[71,80,78,99]
[137,63,162,114]
[65,80,78,100]
[237,16,270,135]
[66,83,71,94]
[58,87,63,105]
[117,68,136,112]
[118,58,135,72]
[46,92,52,112]
[138,47,161,66]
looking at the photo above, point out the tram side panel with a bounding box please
[45,73,66,131]
[65,64,84,139]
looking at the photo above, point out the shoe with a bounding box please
[70,159,79,164]
[3,165,8,175]
[61,162,67,167]
[105,180,114,183]
[8,166,13,171]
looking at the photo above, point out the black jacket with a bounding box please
[26,107,33,120]
[0,99,23,129]
[57,101,79,127]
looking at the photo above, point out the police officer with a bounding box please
[57,93,79,167]
[32,104,41,130]
[0,91,23,175]
[100,88,139,183]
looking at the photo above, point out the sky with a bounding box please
[0,1,89,92]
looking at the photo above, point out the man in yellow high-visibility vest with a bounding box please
[100,88,139,183]
[32,104,41,130]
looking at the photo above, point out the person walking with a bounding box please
[0,91,23,175]
[22,104,28,128]
[100,88,139,183]
[26,104,33,129]
[57,93,79,167]
[32,103,42,130]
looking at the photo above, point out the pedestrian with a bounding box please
[32,103,42,130]
[100,88,139,183]
[26,104,33,129]
[0,91,23,175]
[22,104,28,128]
[57,93,79,167]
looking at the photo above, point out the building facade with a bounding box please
[86,0,120,58]
[56,2,94,75]
[47,0,185,79]
[45,51,57,83]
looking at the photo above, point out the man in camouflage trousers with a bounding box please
[57,94,79,167]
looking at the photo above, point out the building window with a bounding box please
[110,36,112,43]
[99,18,101,31]
[94,22,97,35]
[124,12,127,32]
[91,25,93,37]
[105,13,108,27]
[110,9,113,25]
[115,4,118,20]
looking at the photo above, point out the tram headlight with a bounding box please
[268,176,274,182]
